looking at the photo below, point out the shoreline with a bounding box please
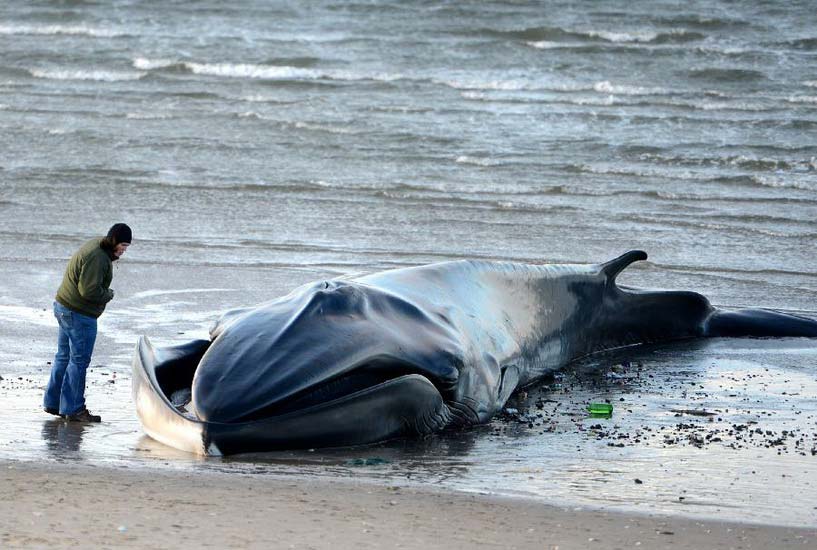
[2,459,814,549]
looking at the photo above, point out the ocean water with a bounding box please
[1,0,816,527]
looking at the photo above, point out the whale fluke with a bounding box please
[705,308,817,338]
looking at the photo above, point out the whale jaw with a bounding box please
[132,336,453,455]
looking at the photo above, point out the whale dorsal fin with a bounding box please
[601,250,647,282]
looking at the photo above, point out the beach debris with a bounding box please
[634,478,643,484]
[587,403,613,417]
[670,409,716,417]
[346,457,390,466]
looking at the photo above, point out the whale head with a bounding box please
[186,280,464,441]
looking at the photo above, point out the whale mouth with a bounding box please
[233,357,445,422]
[150,344,450,424]
[135,337,452,455]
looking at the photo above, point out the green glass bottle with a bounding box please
[588,402,613,416]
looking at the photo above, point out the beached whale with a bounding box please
[132,251,817,455]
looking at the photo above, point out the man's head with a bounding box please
[106,223,132,259]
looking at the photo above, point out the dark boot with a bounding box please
[44,407,64,418]
[66,408,101,423]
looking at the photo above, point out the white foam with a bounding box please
[293,121,354,135]
[0,24,124,38]
[593,80,669,96]
[587,30,660,43]
[696,100,767,112]
[786,95,817,105]
[804,81,817,89]
[129,288,237,300]
[460,91,486,100]
[29,68,146,82]
[125,112,172,120]
[446,76,591,93]
[455,155,503,167]
[752,175,815,191]
[239,94,278,103]
[696,45,753,55]
[441,78,535,91]
[132,57,177,70]
[0,305,56,328]
[573,95,617,106]
[182,62,402,83]
[526,41,568,50]
[99,304,217,345]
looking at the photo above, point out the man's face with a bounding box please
[114,242,130,258]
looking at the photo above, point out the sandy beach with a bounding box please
[2,459,814,549]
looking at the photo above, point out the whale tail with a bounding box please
[704,308,817,338]
[599,250,817,339]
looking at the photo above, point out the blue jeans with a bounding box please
[43,302,98,416]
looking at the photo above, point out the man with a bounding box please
[43,223,132,422]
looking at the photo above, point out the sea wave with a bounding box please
[234,94,302,104]
[627,215,817,240]
[0,23,125,38]
[635,153,802,172]
[444,78,542,91]
[650,15,750,31]
[772,37,817,51]
[786,95,817,105]
[592,81,670,96]
[132,58,404,83]
[133,57,178,70]
[525,41,570,50]
[292,121,356,135]
[125,112,174,120]
[567,163,817,191]
[455,155,504,167]
[471,25,704,45]
[694,45,758,56]
[586,30,663,43]
[443,77,586,92]
[687,68,768,82]
[28,68,146,81]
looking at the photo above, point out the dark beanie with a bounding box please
[107,223,132,245]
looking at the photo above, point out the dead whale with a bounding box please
[132,250,817,455]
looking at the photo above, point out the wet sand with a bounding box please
[2,260,817,533]
[2,459,815,549]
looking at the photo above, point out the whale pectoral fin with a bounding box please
[704,308,817,338]
[601,250,648,283]
[497,365,520,407]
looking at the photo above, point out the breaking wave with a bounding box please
[0,23,125,38]
[28,68,146,81]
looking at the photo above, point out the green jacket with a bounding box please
[55,238,115,318]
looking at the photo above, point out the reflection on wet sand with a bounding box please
[41,419,89,456]
[2,337,813,527]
